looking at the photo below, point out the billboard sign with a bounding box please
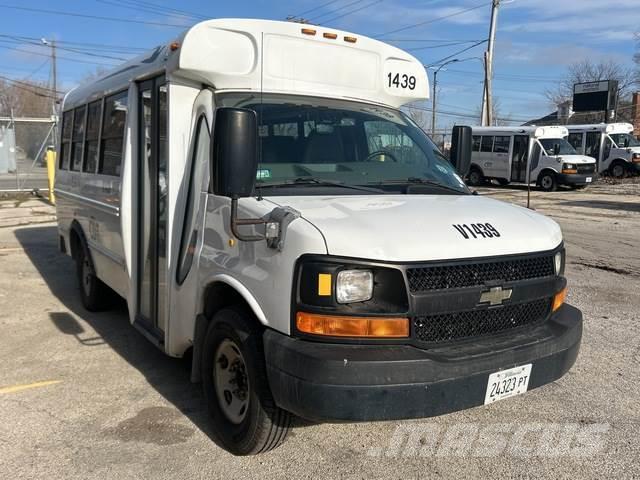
[573,80,618,112]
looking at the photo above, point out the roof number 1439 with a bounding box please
[388,72,416,90]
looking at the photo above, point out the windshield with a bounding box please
[609,133,640,148]
[217,93,468,195]
[539,138,577,156]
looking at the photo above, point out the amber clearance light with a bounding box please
[552,286,567,312]
[296,312,409,338]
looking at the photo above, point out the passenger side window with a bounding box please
[493,136,510,153]
[568,133,583,153]
[59,111,73,169]
[84,100,102,173]
[99,91,128,176]
[472,135,481,152]
[177,115,210,285]
[70,106,86,171]
[480,136,494,152]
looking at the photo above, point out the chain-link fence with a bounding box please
[0,116,57,192]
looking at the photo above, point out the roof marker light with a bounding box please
[169,41,180,51]
[301,28,317,36]
[344,36,357,43]
[323,32,338,39]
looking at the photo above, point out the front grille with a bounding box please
[413,298,552,344]
[577,164,596,174]
[407,255,555,292]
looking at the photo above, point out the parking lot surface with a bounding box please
[1,183,639,479]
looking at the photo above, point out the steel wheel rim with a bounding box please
[214,338,250,425]
[541,176,553,189]
[613,165,623,177]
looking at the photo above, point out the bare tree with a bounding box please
[545,59,638,106]
[405,105,431,132]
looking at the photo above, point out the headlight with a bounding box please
[336,269,373,303]
[554,251,563,275]
[562,163,576,170]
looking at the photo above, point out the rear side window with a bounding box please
[472,135,481,152]
[493,136,510,153]
[70,106,86,171]
[84,100,102,173]
[480,136,494,152]
[99,91,128,176]
[60,111,73,169]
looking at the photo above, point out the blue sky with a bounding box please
[1,0,637,125]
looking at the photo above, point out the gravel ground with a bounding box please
[0,182,638,479]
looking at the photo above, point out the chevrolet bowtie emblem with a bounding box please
[479,286,512,306]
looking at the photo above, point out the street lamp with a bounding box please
[431,58,459,137]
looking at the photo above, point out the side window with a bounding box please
[84,100,102,173]
[603,137,612,160]
[70,106,86,171]
[472,135,481,152]
[530,143,541,172]
[480,135,494,152]
[567,133,583,153]
[177,116,210,284]
[493,136,510,153]
[59,111,73,169]
[99,91,128,176]
[585,132,601,159]
[273,122,298,138]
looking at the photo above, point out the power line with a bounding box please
[320,0,383,24]
[0,36,128,61]
[0,43,117,66]
[0,74,57,99]
[426,39,488,67]
[406,40,485,52]
[0,4,190,28]
[309,0,366,22]
[95,0,207,20]
[290,0,343,18]
[375,2,490,37]
[0,34,148,53]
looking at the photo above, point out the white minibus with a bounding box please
[566,123,640,178]
[55,19,581,455]
[469,126,597,191]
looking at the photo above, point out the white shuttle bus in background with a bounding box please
[55,19,582,455]
[469,126,597,191]
[566,123,640,178]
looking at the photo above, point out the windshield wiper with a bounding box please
[256,177,384,194]
[369,177,468,194]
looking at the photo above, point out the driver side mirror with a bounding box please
[450,126,472,177]
[553,143,560,156]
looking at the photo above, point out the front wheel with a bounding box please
[467,168,484,186]
[610,162,626,179]
[202,307,291,455]
[538,172,557,192]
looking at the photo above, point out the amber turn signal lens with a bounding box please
[301,28,317,36]
[344,36,357,43]
[296,312,409,338]
[323,32,338,39]
[552,287,567,312]
[561,169,577,174]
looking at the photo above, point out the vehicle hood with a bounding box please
[557,155,596,164]
[265,195,562,262]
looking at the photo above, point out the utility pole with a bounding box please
[42,38,58,145]
[431,58,460,137]
[481,0,500,126]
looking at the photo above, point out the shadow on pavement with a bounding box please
[559,200,640,213]
[15,225,220,443]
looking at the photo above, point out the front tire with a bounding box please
[467,167,484,186]
[610,161,626,179]
[202,307,291,455]
[538,172,557,192]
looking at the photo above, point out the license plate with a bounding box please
[484,364,532,405]
[586,177,592,182]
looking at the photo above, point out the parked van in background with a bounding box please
[55,19,582,455]
[469,126,597,191]
[566,123,640,178]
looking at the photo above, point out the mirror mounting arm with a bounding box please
[230,197,266,242]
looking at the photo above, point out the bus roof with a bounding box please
[471,125,569,139]
[63,19,429,111]
[566,123,634,134]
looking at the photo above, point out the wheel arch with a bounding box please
[536,168,557,184]
[68,220,87,261]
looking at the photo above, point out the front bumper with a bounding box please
[556,173,595,185]
[631,162,640,173]
[264,304,582,423]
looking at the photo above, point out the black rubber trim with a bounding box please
[556,173,593,185]
[265,303,582,422]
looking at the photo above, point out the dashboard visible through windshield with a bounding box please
[216,93,469,195]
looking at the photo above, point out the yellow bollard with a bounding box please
[45,148,56,205]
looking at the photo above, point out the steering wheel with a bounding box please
[364,150,399,163]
